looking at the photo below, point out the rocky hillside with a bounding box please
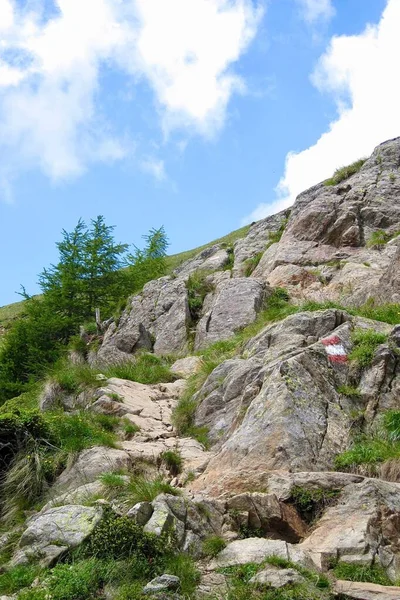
[1,137,400,600]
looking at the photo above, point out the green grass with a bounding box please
[337,385,361,398]
[335,410,400,472]
[127,475,180,504]
[244,252,264,277]
[186,270,214,325]
[219,559,332,600]
[163,553,200,597]
[349,329,388,367]
[367,229,400,248]
[122,419,140,436]
[290,486,340,523]
[202,535,227,557]
[160,449,183,476]
[0,299,27,332]
[0,564,41,595]
[332,562,392,586]
[100,472,127,489]
[104,353,176,384]
[324,158,367,186]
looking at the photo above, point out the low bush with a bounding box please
[325,158,366,186]
[349,329,388,367]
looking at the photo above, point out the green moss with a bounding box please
[324,158,367,186]
[337,385,361,398]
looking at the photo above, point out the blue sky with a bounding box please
[0,0,397,306]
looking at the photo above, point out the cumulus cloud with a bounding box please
[0,0,262,197]
[244,0,400,223]
[295,0,335,24]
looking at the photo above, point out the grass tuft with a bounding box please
[325,158,367,186]
[349,329,388,367]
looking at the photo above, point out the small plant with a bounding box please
[389,172,396,182]
[337,385,361,398]
[160,449,183,476]
[163,553,200,597]
[122,419,140,436]
[186,271,214,324]
[100,472,127,489]
[349,329,388,367]
[267,218,288,245]
[223,246,235,271]
[202,535,227,557]
[290,486,340,523]
[332,562,392,585]
[107,392,124,402]
[367,229,400,248]
[127,475,180,504]
[244,252,263,277]
[325,158,366,186]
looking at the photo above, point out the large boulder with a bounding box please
[334,580,400,600]
[12,505,102,566]
[195,278,267,349]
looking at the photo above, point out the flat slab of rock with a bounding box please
[209,538,312,570]
[334,580,400,600]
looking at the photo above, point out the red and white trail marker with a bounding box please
[322,335,348,364]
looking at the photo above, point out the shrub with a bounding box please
[45,559,104,600]
[104,353,175,384]
[332,562,392,585]
[349,329,388,367]
[81,510,168,563]
[160,450,183,476]
[325,158,366,186]
[202,535,227,557]
[127,475,180,504]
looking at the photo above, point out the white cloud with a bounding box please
[0,0,262,197]
[245,0,400,223]
[295,0,335,24]
[140,157,166,181]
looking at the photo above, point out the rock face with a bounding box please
[191,309,396,495]
[12,505,102,567]
[195,278,267,349]
[334,580,400,600]
[97,277,191,362]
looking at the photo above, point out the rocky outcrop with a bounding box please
[191,309,396,495]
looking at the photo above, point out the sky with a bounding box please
[0,0,398,306]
